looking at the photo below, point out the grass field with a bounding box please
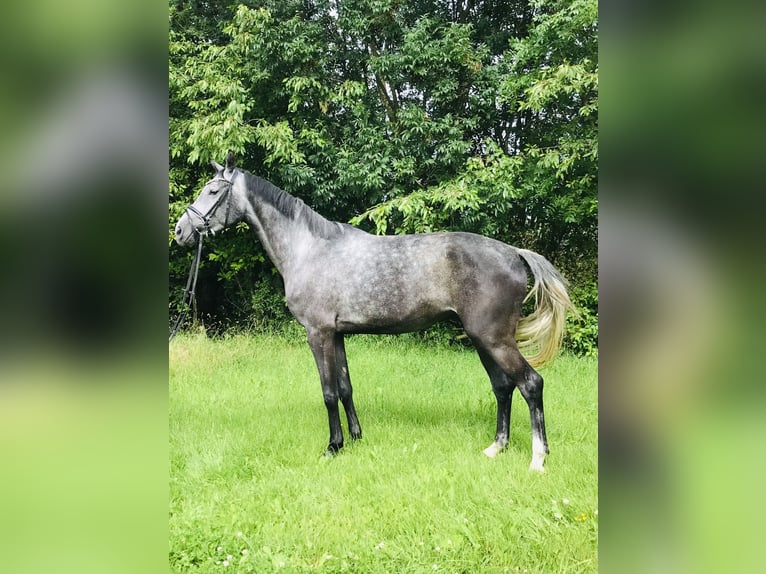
[170,333,597,573]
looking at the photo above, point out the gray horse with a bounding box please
[174,155,575,471]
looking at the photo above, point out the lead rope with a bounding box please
[169,233,204,341]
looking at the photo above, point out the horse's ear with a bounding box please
[210,159,224,172]
[225,150,236,170]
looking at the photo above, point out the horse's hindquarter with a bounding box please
[287,232,525,334]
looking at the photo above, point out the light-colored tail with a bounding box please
[515,249,577,368]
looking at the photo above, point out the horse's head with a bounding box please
[174,154,241,246]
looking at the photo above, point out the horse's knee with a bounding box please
[322,389,339,409]
[338,379,353,404]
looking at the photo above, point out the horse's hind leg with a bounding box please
[472,335,549,471]
[334,334,362,440]
[474,347,515,459]
[516,364,549,472]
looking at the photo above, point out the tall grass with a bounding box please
[170,334,597,573]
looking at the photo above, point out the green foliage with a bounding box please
[248,275,296,334]
[169,0,598,354]
[565,280,599,357]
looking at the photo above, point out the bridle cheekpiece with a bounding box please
[185,176,234,236]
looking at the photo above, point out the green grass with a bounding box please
[170,333,597,573]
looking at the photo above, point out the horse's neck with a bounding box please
[243,183,318,277]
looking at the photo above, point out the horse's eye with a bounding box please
[209,188,219,195]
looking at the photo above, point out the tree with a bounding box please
[169,0,598,353]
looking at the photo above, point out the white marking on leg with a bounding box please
[483,441,504,458]
[529,434,547,472]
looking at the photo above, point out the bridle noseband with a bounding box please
[185,176,234,236]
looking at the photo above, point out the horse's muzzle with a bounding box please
[174,217,197,247]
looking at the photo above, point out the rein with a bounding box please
[169,176,233,341]
[169,232,204,341]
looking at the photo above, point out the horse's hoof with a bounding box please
[483,442,504,458]
[323,443,343,458]
[529,458,546,473]
[321,450,336,461]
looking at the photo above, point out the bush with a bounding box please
[563,280,598,357]
[249,275,293,333]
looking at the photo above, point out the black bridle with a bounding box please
[184,177,234,235]
[169,176,234,341]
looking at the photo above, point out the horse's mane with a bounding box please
[241,171,343,240]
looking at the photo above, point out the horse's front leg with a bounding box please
[307,327,344,454]
[335,334,362,440]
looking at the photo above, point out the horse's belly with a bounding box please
[334,298,456,335]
